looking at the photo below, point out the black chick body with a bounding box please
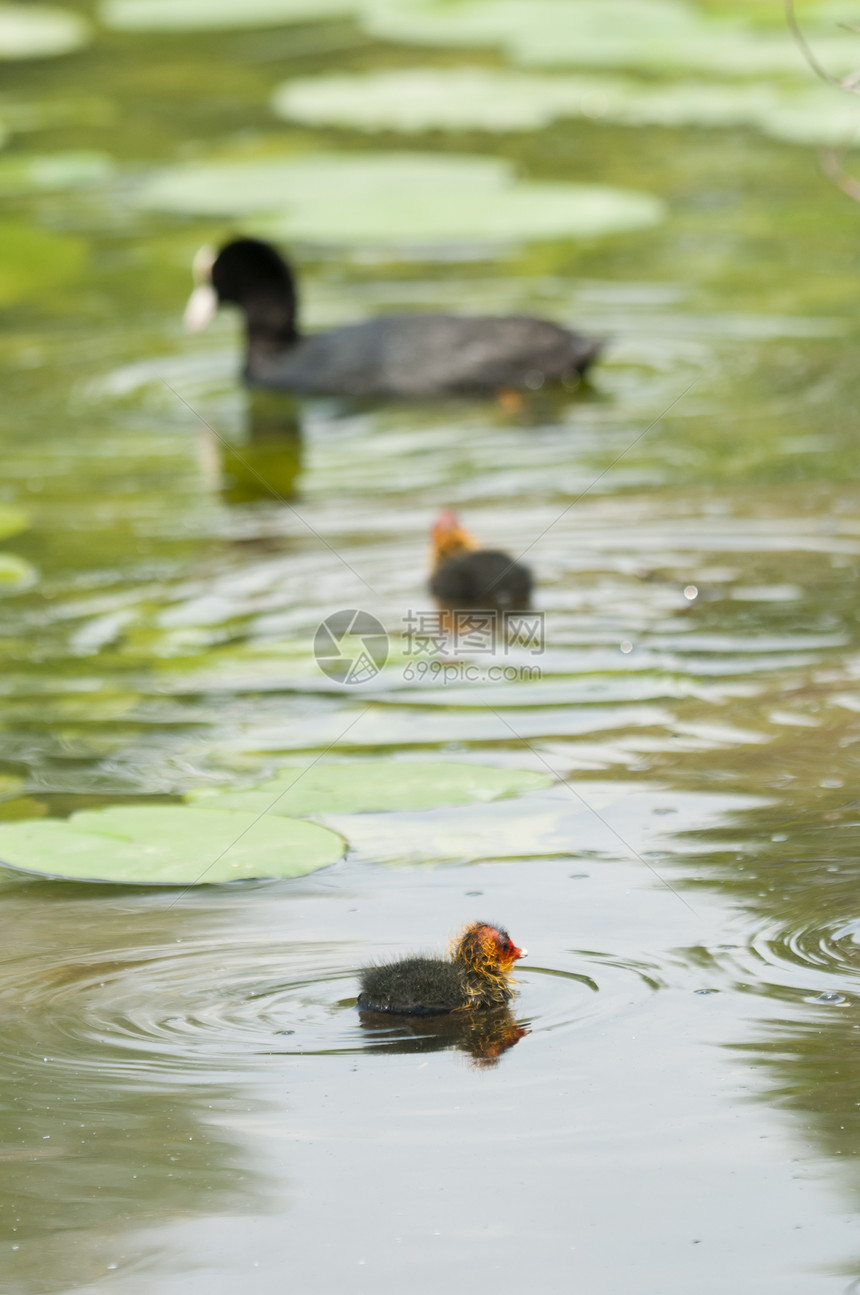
[431,548,532,614]
[358,956,470,1016]
[186,238,604,398]
[357,921,525,1016]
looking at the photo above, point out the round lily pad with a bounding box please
[273,68,591,133]
[136,151,665,245]
[0,804,346,885]
[186,760,553,816]
[100,0,351,30]
[0,151,114,195]
[362,0,860,78]
[0,504,28,540]
[0,4,90,60]
[0,552,37,592]
[272,66,860,147]
[0,222,87,307]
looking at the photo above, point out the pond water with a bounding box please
[3,1,860,1291]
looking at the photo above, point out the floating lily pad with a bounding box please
[363,0,860,78]
[0,504,28,540]
[137,151,665,245]
[0,553,37,592]
[186,760,553,815]
[757,87,860,147]
[0,4,90,60]
[0,222,88,307]
[100,0,351,30]
[0,804,346,885]
[273,65,860,146]
[273,68,595,134]
[0,151,114,195]
[273,67,779,135]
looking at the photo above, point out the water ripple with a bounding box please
[0,937,660,1082]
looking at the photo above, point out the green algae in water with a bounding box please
[0,505,28,541]
[0,805,347,885]
[0,222,87,307]
[0,4,91,59]
[185,760,554,816]
[136,151,665,244]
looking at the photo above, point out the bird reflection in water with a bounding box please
[357,1004,529,1067]
[198,389,303,504]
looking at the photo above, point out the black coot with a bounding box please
[185,237,605,398]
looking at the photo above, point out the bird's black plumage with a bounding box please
[358,957,469,1016]
[430,548,532,613]
[191,238,605,398]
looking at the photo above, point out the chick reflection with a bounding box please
[201,390,302,504]
[358,1004,528,1067]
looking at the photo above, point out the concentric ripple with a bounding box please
[680,915,860,1008]
[0,937,661,1082]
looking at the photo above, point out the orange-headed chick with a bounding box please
[429,511,532,616]
[357,921,527,1015]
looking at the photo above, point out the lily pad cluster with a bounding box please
[362,0,860,78]
[136,150,665,245]
[273,67,860,148]
[0,761,552,884]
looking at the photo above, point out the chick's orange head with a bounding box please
[455,921,527,973]
[431,510,477,567]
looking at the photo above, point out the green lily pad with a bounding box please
[362,0,860,78]
[0,552,37,592]
[273,68,595,134]
[0,222,87,307]
[0,504,28,540]
[273,66,860,147]
[0,804,346,885]
[0,4,90,60]
[186,760,554,816]
[0,151,114,195]
[136,151,665,245]
[273,67,770,134]
[100,0,351,30]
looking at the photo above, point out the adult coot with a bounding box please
[429,510,533,616]
[357,921,526,1015]
[185,237,604,398]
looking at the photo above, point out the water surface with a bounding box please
[2,2,860,1291]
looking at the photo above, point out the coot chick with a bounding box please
[429,510,532,615]
[357,921,526,1015]
[184,237,604,398]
